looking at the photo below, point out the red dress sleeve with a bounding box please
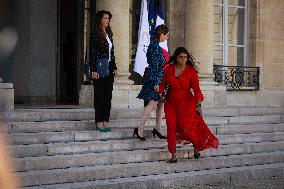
[190,68,204,102]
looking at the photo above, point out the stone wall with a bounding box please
[255,0,284,90]
[13,0,57,104]
[166,0,284,107]
[3,0,283,107]
[256,0,284,107]
[0,0,15,82]
[228,0,284,107]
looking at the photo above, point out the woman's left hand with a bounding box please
[196,107,202,116]
[154,85,159,93]
[113,70,118,77]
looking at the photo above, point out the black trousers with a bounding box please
[93,76,114,123]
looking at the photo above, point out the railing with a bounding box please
[213,65,260,90]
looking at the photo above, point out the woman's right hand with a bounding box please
[92,72,99,80]
[196,106,202,116]
[154,85,159,93]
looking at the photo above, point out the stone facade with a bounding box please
[0,83,14,112]
[228,0,284,107]
[1,0,283,109]
[0,0,15,112]
[165,0,284,108]
[13,0,57,104]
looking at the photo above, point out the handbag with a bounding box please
[96,58,109,78]
[160,83,170,103]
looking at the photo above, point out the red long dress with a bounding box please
[159,64,219,153]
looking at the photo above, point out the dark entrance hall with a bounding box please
[57,0,79,105]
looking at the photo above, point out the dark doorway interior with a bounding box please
[57,0,78,105]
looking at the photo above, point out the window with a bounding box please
[214,0,248,66]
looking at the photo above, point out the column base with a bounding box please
[79,84,94,107]
[78,80,227,108]
[78,83,143,108]
[0,83,14,112]
[114,75,134,85]
[200,80,227,107]
[112,84,143,108]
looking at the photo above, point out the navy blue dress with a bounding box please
[137,39,165,102]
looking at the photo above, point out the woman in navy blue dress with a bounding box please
[135,24,169,140]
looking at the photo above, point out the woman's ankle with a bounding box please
[138,129,144,137]
[154,127,161,132]
[97,122,104,128]
[194,149,200,154]
[103,121,109,128]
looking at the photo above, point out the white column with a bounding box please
[185,0,214,80]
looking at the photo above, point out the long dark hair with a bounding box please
[94,10,113,41]
[167,47,199,71]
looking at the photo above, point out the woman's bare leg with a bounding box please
[97,121,104,129]
[138,100,158,136]
[155,102,164,132]
[171,153,177,160]
[103,121,109,128]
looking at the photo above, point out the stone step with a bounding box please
[236,106,282,116]
[19,151,284,187]
[110,115,281,128]
[11,132,284,158]
[216,123,284,135]
[8,123,284,145]
[24,163,284,189]
[8,120,96,133]
[227,115,281,125]
[14,141,284,172]
[7,115,282,134]
[8,129,132,145]
[2,109,95,122]
[2,106,282,122]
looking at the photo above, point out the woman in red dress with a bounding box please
[159,47,219,163]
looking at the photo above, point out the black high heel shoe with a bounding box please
[133,128,146,141]
[167,158,177,164]
[152,128,167,139]
[194,151,201,159]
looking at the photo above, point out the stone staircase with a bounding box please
[1,106,284,188]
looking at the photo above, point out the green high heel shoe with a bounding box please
[96,123,108,132]
[103,122,111,132]
[96,127,108,132]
